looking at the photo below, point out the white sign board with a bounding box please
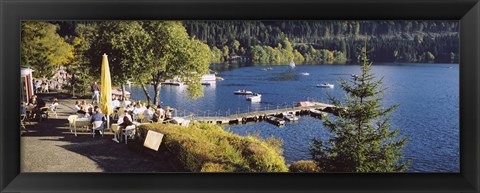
[143,130,164,151]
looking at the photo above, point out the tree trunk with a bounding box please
[153,82,161,105]
[141,83,151,106]
[121,84,126,101]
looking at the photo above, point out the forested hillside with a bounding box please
[184,21,459,64]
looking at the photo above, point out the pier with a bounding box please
[191,102,335,125]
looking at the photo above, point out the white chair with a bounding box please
[39,106,58,121]
[122,125,136,144]
[67,115,78,136]
[20,114,28,134]
[92,121,105,138]
[111,123,121,143]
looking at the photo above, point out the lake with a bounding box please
[126,63,459,172]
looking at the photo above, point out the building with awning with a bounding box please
[21,68,34,104]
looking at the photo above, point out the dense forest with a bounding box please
[183,21,459,64]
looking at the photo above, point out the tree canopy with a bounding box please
[310,42,410,172]
[21,21,74,78]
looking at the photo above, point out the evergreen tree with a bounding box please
[310,41,410,172]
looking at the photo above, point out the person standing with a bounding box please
[91,82,100,104]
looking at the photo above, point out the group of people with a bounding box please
[21,95,59,120]
[115,102,174,124]
[73,97,175,129]
[34,80,51,93]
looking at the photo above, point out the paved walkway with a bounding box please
[21,93,178,172]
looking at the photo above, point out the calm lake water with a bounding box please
[126,63,459,172]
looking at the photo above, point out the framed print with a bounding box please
[1,0,479,192]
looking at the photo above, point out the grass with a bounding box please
[288,160,319,172]
[136,123,288,172]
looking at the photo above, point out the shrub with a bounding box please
[289,160,319,172]
[136,123,288,172]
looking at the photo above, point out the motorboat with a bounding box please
[289,60,296,68]
[310,108,327,117]
[234,90,253,95]
[266,115,285,126]
[282,112,299,122]
[300,72,310,76]
[246,93,261,103]
[317,83,334,88]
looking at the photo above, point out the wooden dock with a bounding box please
[192,103,335,125]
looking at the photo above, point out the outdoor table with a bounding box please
[74,117,91,135]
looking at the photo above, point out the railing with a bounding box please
[170,97,328,121]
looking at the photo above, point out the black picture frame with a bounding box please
[1,0,479,192]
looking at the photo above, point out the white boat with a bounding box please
[301,72,310,76]
[201,74,217,81]
[309,108,327,117]
[234,90,253,95]
[163,78,183,86]
[289,60,296,68]
[282,112,299,121]
[246,93,261,102]
[317,83,334,88]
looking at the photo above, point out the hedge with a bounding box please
[136,123,288,172]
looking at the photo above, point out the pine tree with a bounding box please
[310,41,410,172]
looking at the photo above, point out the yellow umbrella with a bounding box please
[100,54,113,131]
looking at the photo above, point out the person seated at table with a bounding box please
[125,104,134,112]
[49,98,59,111]
[122,97,132,107]
[29,95,38,106]
[90,108,106,135]
[143,105,154,121]
[84,107,93,118]
[152,107,165,123]
[117,110,133,125]
[90,108,105,123]
[132,103,142,114]
[165,106,174,120]
[118,114,133,131]
[112,96,120,109]
[74,101,86,114]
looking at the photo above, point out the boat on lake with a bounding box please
[282,112,299,122]
[300,72,310,76]
[246,93,261,102]
[289,60,296,68]
[309,108,327,117]
[317,83,334,88]
[266,115,285,126]
[234,90,253,95]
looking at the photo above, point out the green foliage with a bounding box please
[136,123,288,172]
[310,42,410,172]
[89,21,152,86]
[184,21,458,63]
[289,160,319,172]
[21,21,74,78]
[144,21,212,104]
[68,23,99,96]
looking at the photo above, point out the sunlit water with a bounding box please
[126,63,459,172]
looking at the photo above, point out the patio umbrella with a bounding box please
[100,54,113,136]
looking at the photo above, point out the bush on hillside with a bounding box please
[289,160,319,172]
[136,123,288,172]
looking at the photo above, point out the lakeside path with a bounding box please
[21,93,178,172]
